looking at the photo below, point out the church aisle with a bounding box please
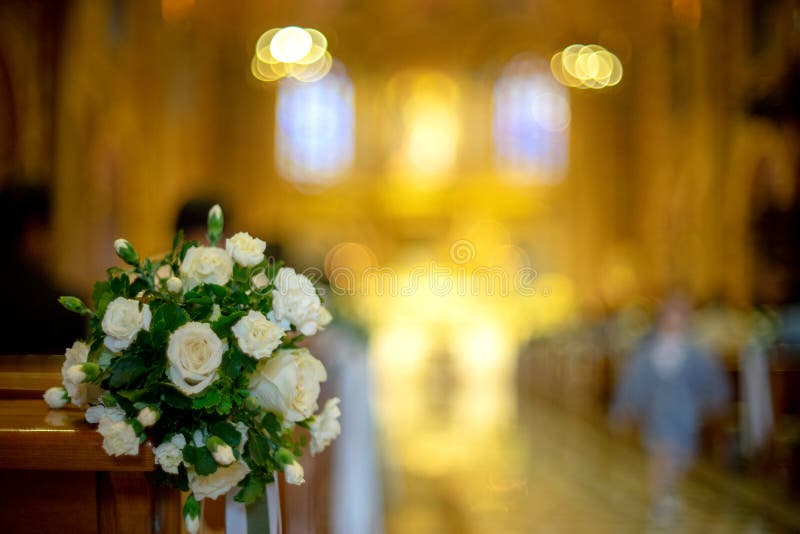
[383,397,800,533]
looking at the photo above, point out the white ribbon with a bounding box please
[224,478,282,534]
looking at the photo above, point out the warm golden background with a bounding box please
[2,0,800,532]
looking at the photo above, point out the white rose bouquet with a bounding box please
[47,205,339,533]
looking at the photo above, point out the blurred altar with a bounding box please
[2,0,800,531]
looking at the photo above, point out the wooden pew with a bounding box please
[0,355,182,534]
[0,356,329,533]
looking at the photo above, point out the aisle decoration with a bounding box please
[45,205,340,533]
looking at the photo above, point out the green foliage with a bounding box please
[246,430,273,465]
[161,386,192,409]
[108,355,147,388]
[92,281,114,316]
[220,345,255,379]
[149,303,190,348]
[209,421,241,448]
[261,412,282,438]
[192,388,222,410]
[211,311,246,339]
[183,444,218,476]
[234,474,266,505]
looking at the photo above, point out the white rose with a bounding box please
[232,311,284,360]
[43,386,68,409]
[269,267,327,336]
[251,271,269,291]
[102,297,151,352]
[156,264,172,280]
[154,434,187,474]
[136,406,159,427]
[97,417,140,456]
[179,246,233,290]
[225,232,267,267]
[284,461,305,485]
[167,322,225,396]
[65,364,87,384]
[309,397,341,456]
[61,341,101,407]
[166,276,183,293]
[188,460,250,500]
[210,304,222,322]
[85,405,126,424]
[248,348,327,423]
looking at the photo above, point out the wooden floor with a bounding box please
[383,399,800,533]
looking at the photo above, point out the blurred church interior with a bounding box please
[2,0,800,532]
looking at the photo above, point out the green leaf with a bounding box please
[161,386,193,409]
[109,274,130,298]
[186,445,218,476]
[109,356,147,388]
[209,421,241,448]
[217,395,233,416]
[150,303,190,348]
[211,311,246,339]
[229,290,249,306]
[206,284,228,299]
[275,447,294,466]
[193,388,221,409]
[129,277,150,297]
[93,281,113,316]
[117,389,147,402]
[247,430,272,465]
[219,346,255,379]
[97,348,115,367]
[234,474,266,505]
[261,413,282,438]
[232,264,250,284]
[179,240,198,262]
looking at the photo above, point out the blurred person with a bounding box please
[610,293,729,527]
[0,183,83,354]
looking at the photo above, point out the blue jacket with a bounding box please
[611,334,729,457]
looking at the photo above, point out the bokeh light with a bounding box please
[550,44,623,89]
[270,26,312,63]
[252,27,332,83]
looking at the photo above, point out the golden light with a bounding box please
[296,29,328,65]
[550,44,623,90]
[387,71,461,186]
[269,26,312,63]
[252,27,332,83]
[255,29,281,63]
